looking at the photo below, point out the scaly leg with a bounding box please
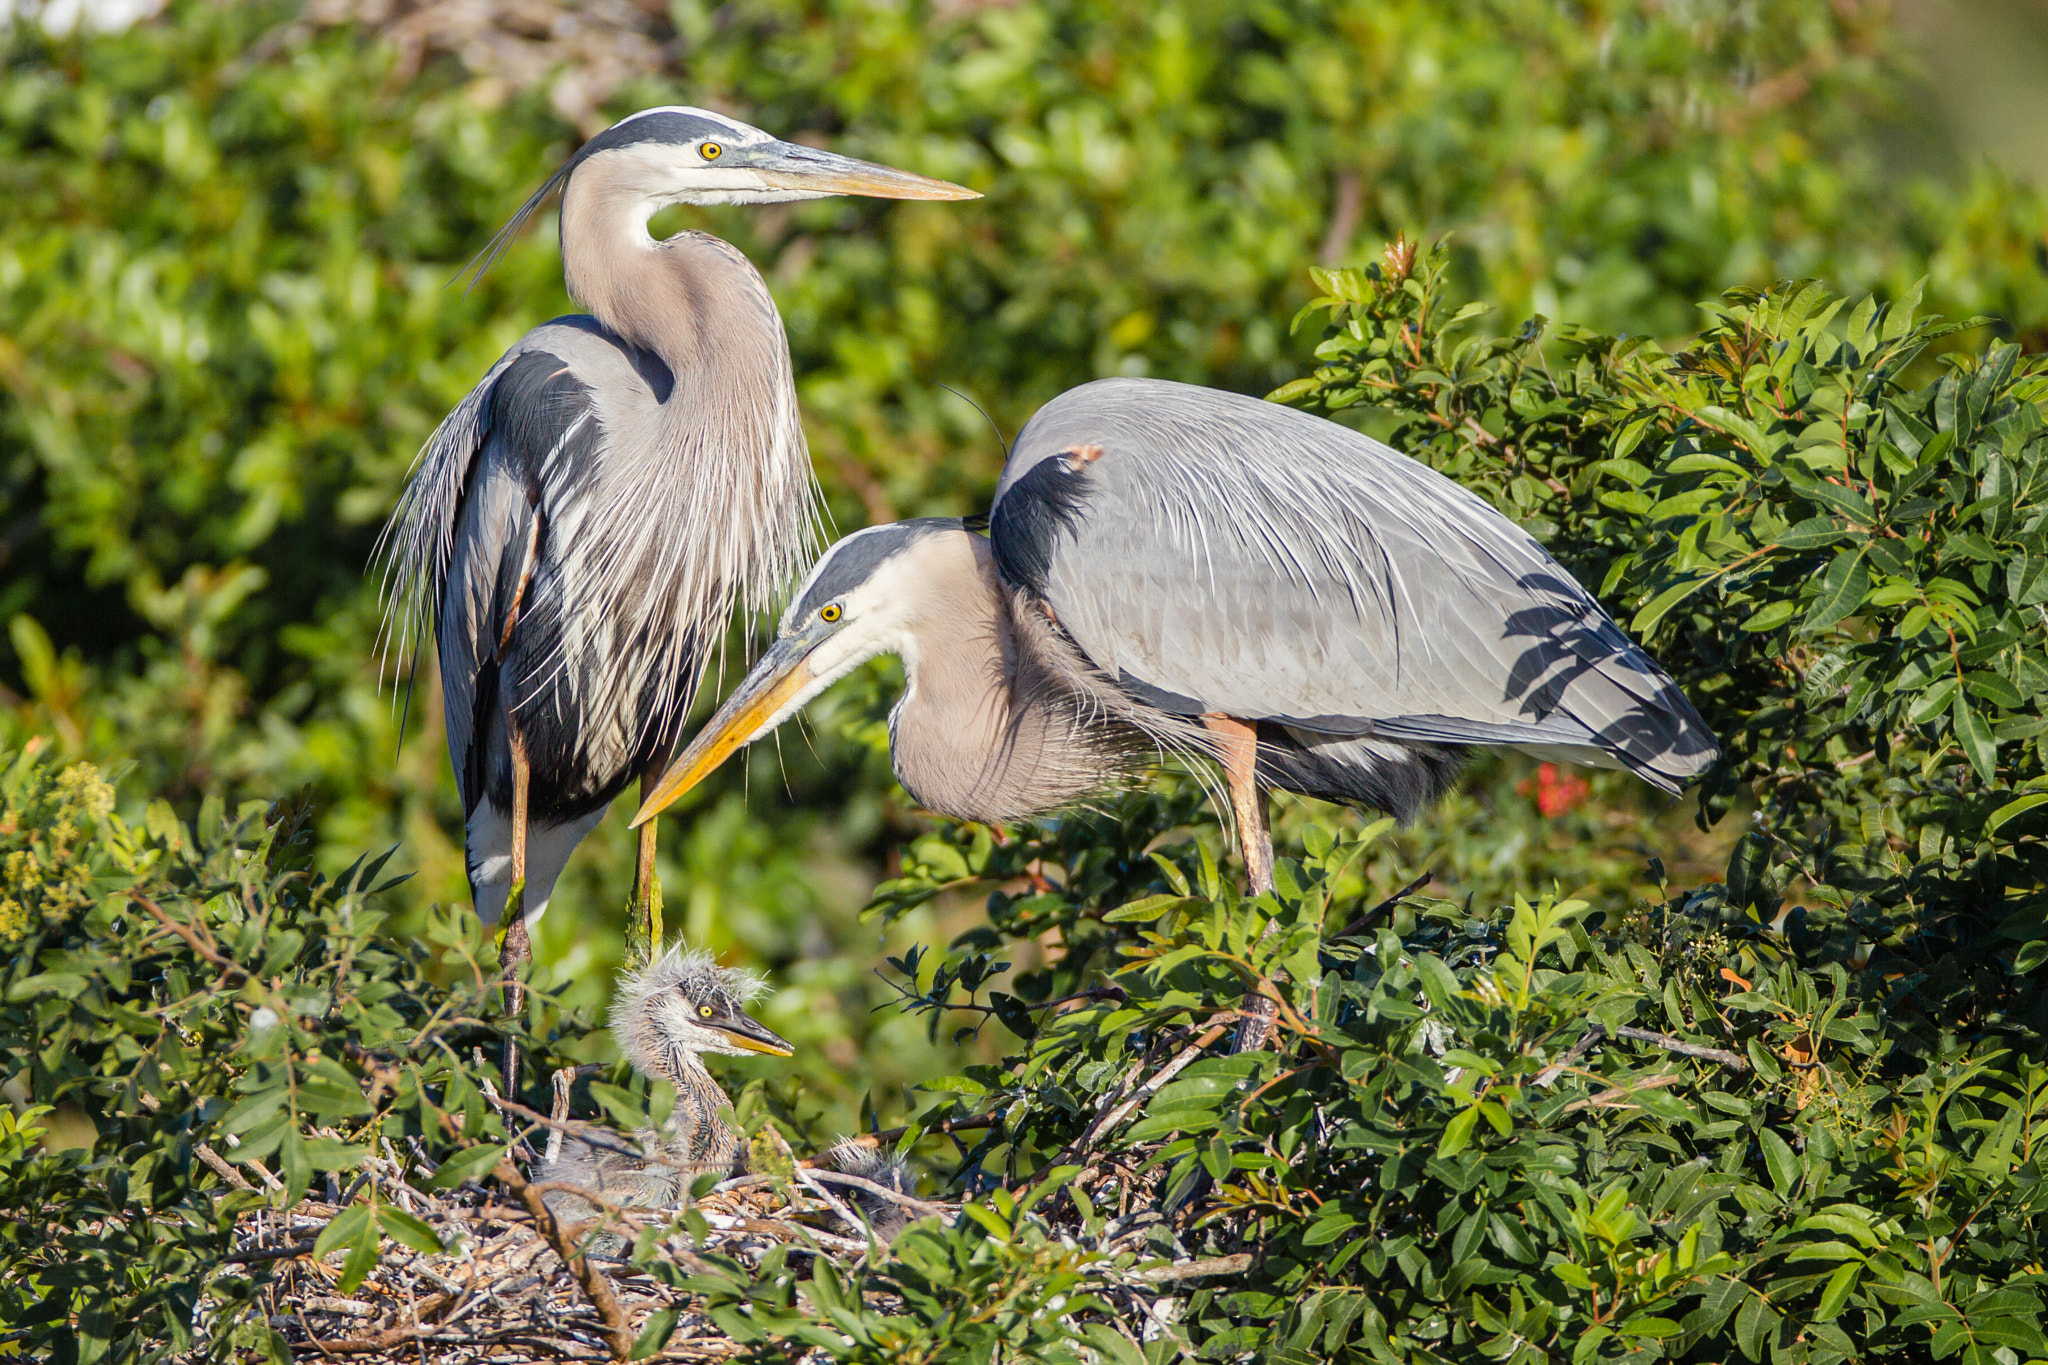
[501,733,532,1100]
[626,764,667,968]
[1203,714,1278,1051]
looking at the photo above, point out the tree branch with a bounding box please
[496,1159,633,1362]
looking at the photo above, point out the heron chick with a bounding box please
[633,377,1720,1045]
[380,105,976,1093]
[538,946,791,1246]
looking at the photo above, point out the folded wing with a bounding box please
[990,378,1717,792]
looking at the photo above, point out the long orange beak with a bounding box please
[756,143,978,201]
[631,640,816,828]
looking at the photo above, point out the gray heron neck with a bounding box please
[559,166,790,389]
[654,1044,744,1171]
[890,580,1131,825]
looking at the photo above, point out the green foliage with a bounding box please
[3,0,2046,1091]
[7,3,2048,1361]
[1283,242,2048,990]
[741,805,2048,1363]
[0,742,595,1362]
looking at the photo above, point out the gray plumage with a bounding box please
[377,105,974,933]
[634,377,1718,838]
[825,1139,917,1245]
[537,946,790,1248]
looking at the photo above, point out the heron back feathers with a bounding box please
[992,378,1718,797]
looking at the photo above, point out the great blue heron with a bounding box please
[537,946,790,1246]
[631,378,1719,1047]
[382,106,974,1089]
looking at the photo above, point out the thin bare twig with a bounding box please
[1535,1021,1749,1088]
[1135,1252,1255,1283]
[1561,1073,1686,1114]
[1615,1025,1750,1070]
[1057,1022,1232,1166]
[1333,871,1435,940]
[796,1169,868,1240]
[225,1238,320,1265]
[804,1169,952,1220]
[131,894,248,982]
[496,1159,633,1362]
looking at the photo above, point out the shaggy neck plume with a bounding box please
[888,538,1136,824]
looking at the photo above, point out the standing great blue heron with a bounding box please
[382,106,974,1091]
[631,378,1719,1047]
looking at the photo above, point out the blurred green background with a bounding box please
[4,0,2046,1136]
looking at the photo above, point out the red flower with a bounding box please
[1517,762,1590,817]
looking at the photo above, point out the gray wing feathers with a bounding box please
[997,378,1716,791]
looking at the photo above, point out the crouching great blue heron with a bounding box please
[632,378,1719,1045]
[381,107,974,1089]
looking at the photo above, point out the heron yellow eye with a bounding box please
[699,1004,714,1018]
[701,143,722,161]
[820,604,842,623]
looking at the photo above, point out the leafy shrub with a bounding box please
[0,745,594,1362]
[1280,241,2048,989]
[604,260,2048,1361]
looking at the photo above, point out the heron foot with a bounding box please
[625,874,665,969]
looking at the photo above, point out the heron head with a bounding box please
[612,945,793,1068]
[480,106,974,265]
[632,519,977,825]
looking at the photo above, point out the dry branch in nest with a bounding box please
[228,1146,926,1363]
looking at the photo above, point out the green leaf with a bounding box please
[1438,1105,1480,1158]
[1697,405,1778,459]
[631,1309,681,1360]
[1987,793,2048,837]
[1758,1127,1799,1196]
[1816,1263,1861,1320]
[314,1204,374,1259]
[1103,894,1201,923]
[1741,601,1798,633]
[1801,548,1871,634]
[428,1143,507,1190]
[1773,516,1851,549]
[374,1206,445,1256]
[1908,676,1962,724]
[1631,577,1714,635]
[1954,692,1999,782]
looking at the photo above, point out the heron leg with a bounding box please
[627,764,667,968]
[501,733,532,1100]
[1203,715,1278,1051]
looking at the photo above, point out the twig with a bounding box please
[1561,1073,1685,1114]
[1134,1252,1255,1283]
[1058,1022,1232,1165]
[1613,1024,1750,1071]
[131,894,248,982]
[225,1238,320,1265]
[804,1169,953,1219]
[1535,1022,1610,1088]
[196,1143,256,1192]
[796,1169,868,1240]
[496,1158,633,1362]
[547,1067,576,1167]
[1536,1021,1749,1088]
[277,1297,452,1356]
[1333,870,1435,939]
